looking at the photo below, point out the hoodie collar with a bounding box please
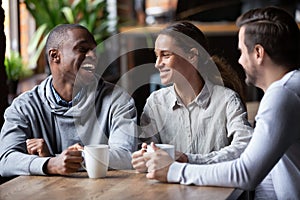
[40,76,104,117]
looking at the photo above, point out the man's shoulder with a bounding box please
[12,87,40,104]
[98,80,134,103]
[100,80,130,95]
[5,88,43,119]
[8,76,51,110]
[285,69,300,95]
[268,69,300,96]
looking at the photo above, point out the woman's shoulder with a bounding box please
[212,84,239,97]
[211,84,244,106]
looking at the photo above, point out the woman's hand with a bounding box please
[131,143,148,173]
[143,142,174,182]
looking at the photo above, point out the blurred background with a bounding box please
[1,0,300,127]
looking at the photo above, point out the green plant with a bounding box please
[4,51,33,81]
[24,0,111,68]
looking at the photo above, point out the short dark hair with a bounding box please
[236,6,300,69]
[45,24,94,62]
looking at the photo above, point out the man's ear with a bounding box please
[49,49,60,63]
[254,44,264,65]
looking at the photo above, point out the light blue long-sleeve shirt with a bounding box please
[168,70,300,199]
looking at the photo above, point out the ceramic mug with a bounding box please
[147,144,175,160]
[80,144,109,178]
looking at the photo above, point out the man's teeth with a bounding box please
[82,64,95,71]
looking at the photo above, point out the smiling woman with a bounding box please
[131,21,253,173]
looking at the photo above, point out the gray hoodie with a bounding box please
[0,76,138,176]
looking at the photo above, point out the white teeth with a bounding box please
[82,64,95,71]
[82,64,94,68]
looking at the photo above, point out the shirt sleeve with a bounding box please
[0,105,49,176]
[106,92,139,170]
[167,86,300,191]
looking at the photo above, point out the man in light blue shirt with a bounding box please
[144,7,300,199]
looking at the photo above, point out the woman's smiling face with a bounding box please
[154,34,193,85]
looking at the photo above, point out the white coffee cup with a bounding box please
[147,144,175,160]
[80,144,109,178]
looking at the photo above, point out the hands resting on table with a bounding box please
[131,142,187,182]
[26,139,84,175]
[26,139,179,181]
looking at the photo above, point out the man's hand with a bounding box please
[143,142,174,182]
[44,149,83,175]
[26,138,50,157]
[131,143,148,173]
[175,151,188,163]
[68,143,84,151]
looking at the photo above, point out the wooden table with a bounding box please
[0,170,243,200]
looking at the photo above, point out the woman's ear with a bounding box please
[188,48,199,62]
[49,49,60,63]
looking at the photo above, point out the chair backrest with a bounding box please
[246,101,260,127]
